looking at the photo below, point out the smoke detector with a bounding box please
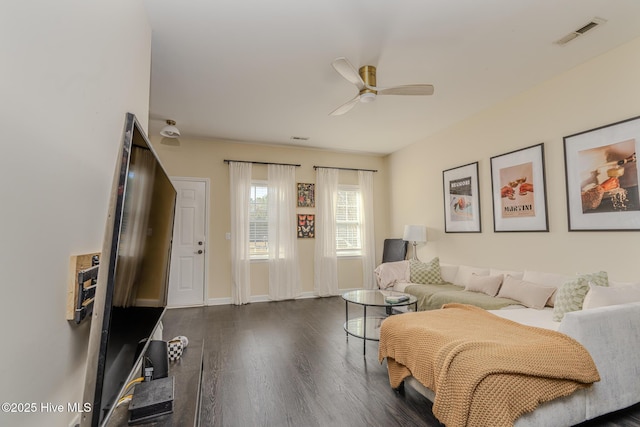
[555,17,607,46]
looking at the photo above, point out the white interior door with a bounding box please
[168,178,207,306]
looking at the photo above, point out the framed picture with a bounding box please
[490,143,549,232]
[297,214,315,238]
[443,162,481,233]
[563,115,640,231]
[297,183,315,207]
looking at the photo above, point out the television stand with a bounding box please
[105,338,204,426]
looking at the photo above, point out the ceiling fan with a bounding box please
[329,57,434,116]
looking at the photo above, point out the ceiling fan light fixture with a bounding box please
[360,92,376,103]
[160,119,181,138]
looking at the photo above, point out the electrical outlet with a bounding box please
[225,232,231,240]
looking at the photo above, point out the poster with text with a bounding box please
[490,143,548,232]
[499,162,535,218]
[443,162,481,233]
[449,176,474,221]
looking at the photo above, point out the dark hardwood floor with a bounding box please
[161,296,640,427]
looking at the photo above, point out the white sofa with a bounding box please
[375,260,640,426]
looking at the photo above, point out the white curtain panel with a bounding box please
[359,170,376,290]
[314,167,339,296]
[113,146,156,307]
[229,161,252,305]
[267,164,300,300]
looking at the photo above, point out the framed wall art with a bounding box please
[297,183,315,207]
[297,214,315,238]
[443,161,481,233]
[563,115,639,231]
[490,143,549,232]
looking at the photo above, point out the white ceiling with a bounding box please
[143,0,640,155]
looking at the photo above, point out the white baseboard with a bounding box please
[206,290,334,306]
[166,303,205,309]
[249,294,271,303]
[297,291,318,299]
[207,297,232,306]
[134,298,162,307]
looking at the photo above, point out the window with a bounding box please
[336,185,362,256]
[249,182,268,259]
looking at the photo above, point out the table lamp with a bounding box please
[403,225,427,261]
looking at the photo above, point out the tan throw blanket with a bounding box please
[378,304,600,427]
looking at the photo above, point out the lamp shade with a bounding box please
[160,120,181,138]
[403,225,427,243]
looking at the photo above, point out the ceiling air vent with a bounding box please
[555,17,607,46]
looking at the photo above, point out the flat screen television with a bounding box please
[81,113,177,426]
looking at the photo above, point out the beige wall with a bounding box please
[1,2,151,426]
[388,36,640,281]
[150,138,389,301]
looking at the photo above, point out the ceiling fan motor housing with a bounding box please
[359,65,377,99]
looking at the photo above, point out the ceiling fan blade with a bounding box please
[332,57,365,90]
[377,84,434,96]
[329,94,361,116]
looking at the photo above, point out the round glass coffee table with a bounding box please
[341,289,417,356]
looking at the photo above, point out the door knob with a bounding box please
[196,250,203,254]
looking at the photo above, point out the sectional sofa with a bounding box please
[374,258,640,426]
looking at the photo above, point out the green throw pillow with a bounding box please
[583,270,609,288]
[553,271,608,321]
[409,257,443,284]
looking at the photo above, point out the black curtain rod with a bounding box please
[224,159,301,167]
[313,165,378,173]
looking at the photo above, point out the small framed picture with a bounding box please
[297,183,315,207]
[443,162,481,233]
[297,214,315,238]
[490,143,549,232]
[563,116,640,231]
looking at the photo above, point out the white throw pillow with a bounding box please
[465,273,503,297]
[522,270,574,307]
[522,270,573,287]
[452,265,489,287]
[610,280,640,287]
[583,283,640,309]
[439,264,459,283]
[374,261,410,289]
[497,275,557,309]
[490,268,524,281]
